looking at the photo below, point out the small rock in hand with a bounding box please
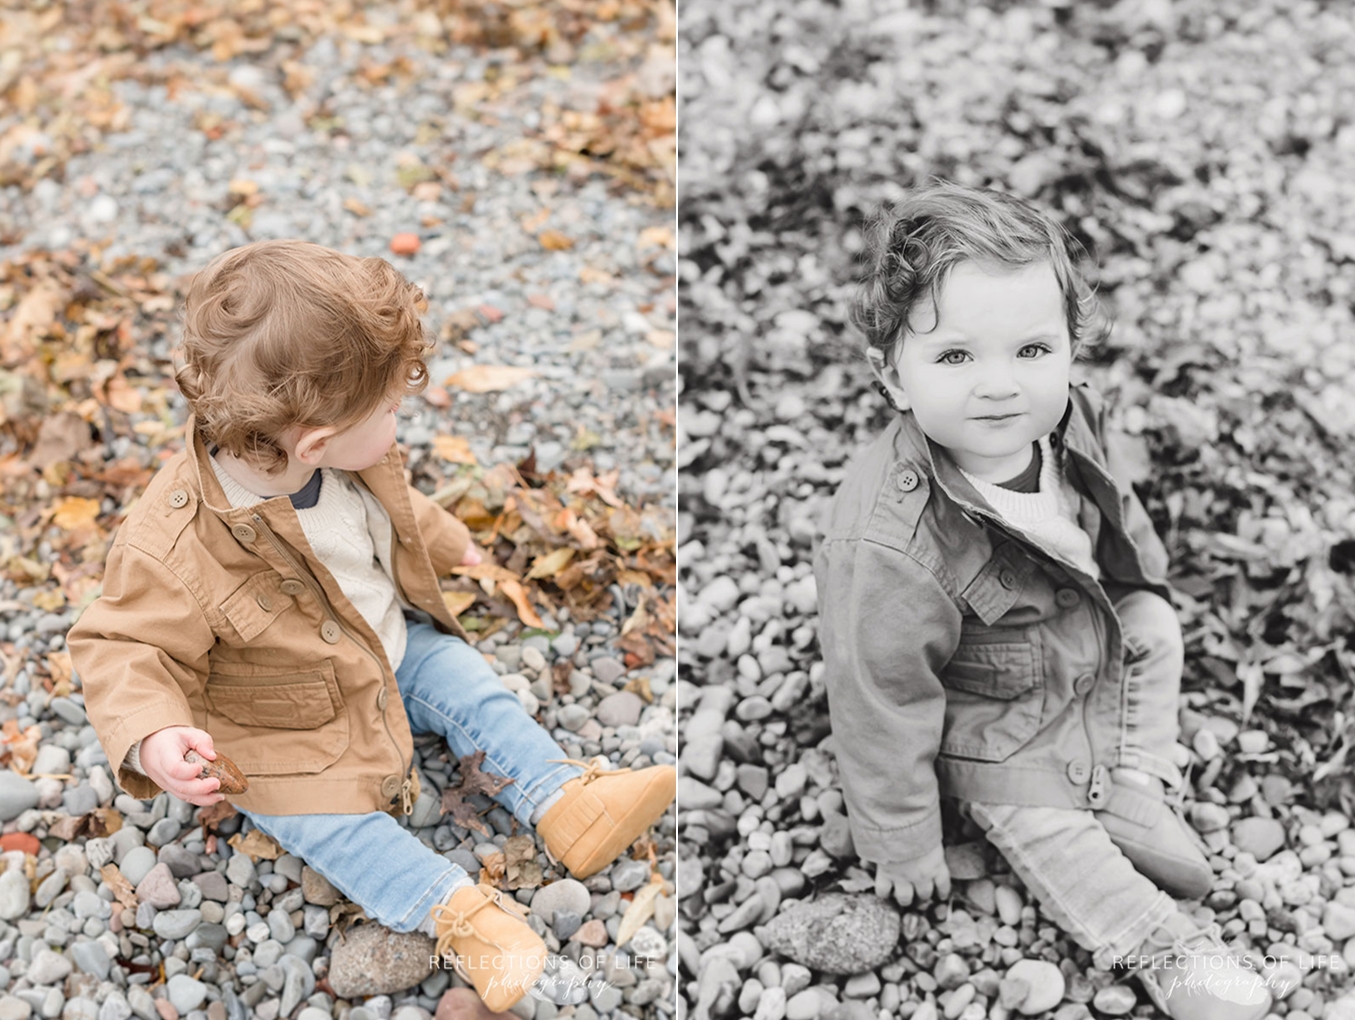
[185,749,249,794]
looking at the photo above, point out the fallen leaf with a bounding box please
[433,435,477,464]
[29,412,92,470]
[526,547,575,580]
[442,590,477,617]
[440,751,515,837]
[51,496,100,531]
[616,872,666,949]
[228,829,283,861]
[502,834,543,890]
[101,863,139,911]
[443,365,536,393]
[500,579,545,629]
[539,229,574,251]
[199,800,238,832]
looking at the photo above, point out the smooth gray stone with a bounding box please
[166,974,206,1013]
[0,773,39,822]
[157,845,200,878]
[152,909,202,941]
[146,818,181,846]
[118,847,157,887]
[184,924,228,952]
[0,871,31,921]
[69,940,110,980]
[62,785,99,817]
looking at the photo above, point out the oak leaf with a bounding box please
[439,751,514,837]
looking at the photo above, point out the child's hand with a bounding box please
[459,543,483,566]
[139,726,225,807]
[874,847,952,906]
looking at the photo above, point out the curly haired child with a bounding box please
[814,183,1271,1019]
[69,239,675,1012]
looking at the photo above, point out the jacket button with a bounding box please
[280,580,305,596]
[377,689,389,710]
[1073,673,1095,696]
[232,524,257,544]
[380,775,401,799]
[1056,588,1080,608]
[168,489,189,509]
[897,469,919,493]
[999,568,1017,589]
[320,620,341,644]
[1066,760,1090,784]
[255,593,273,612]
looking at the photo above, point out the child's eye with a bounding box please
[937,350,970,365]
[1017,343,1052,359]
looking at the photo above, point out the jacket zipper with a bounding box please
[250,512,413,814]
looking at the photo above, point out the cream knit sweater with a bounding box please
[960,435,1100,580]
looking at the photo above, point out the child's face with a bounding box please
[311,396,401,472]
[870,260,1072,483]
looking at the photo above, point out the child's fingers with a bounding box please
[893,879,915,908]
[873,869,893,901]
[914,876,934,902]
[934,869,952,901]
[177,776,222,803]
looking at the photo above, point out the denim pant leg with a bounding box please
[397,621,583,827]
[967,802,1176,969]
[1113,590,1185,789]
[239,808,473,933]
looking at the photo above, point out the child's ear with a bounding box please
[292,426,336,466]
[866,346,911,412]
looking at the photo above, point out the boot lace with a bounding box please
[430,884,531,980]
[548,757,614,785]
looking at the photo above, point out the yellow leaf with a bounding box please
[444,366,536,393]
[453,562,519,584]
[52,497,100,531]
[343,197,371,217]
[500,579,544,629]
[228,178,258,196]
[433,435,477,465]
[227,830,283,862]
[637,226,674,249]
[538,229,574,251]
[31,589,64,612]
[616,873,666,949]
[442,591,477,617]
[526,548,575,580]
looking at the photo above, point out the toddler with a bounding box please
[68,240,675,1012]
[814,184,1270,1019]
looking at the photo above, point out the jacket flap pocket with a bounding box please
[960,548,1031,625]
[943,640,1035,700]
[206,665,337,730]
[219,573,293,643]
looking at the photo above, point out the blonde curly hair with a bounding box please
[176,239,430,473]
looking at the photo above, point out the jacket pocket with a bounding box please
[219,573,295,644]
[204,659,349,775]
[939,631,1044,762]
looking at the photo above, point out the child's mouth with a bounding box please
[974,412,1023,423]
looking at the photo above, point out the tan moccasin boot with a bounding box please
[1134,912,1272,1020]
[537,759,676,878]
[431,883,546,1013]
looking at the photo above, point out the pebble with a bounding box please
[530,879,591,924]
[0,774,39,821]
[0,870,31,920]
[758,894,900,975]
[167,976,206,1014]
[1091,985,1137,1016]
[327,925,436,998]
[1004,960,1064,1014]
[120,846,159,886]
[1232,817,1287,861]
[153,909,203,940]
[994,885,1023,927]
[136,863,182,909]
[28,948,74,984]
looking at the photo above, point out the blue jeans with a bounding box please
[241,621,583,932]
[963,591,1185,966]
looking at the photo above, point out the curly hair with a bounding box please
[176,240,430,473]
[849,181,1111,359]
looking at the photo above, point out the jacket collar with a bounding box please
[891,386,1100,524]
[185,415,404,522]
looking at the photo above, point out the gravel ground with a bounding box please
[677,1,1355,1019]
[0,8,676,1020]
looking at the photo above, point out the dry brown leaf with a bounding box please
[100,863,139,911]
[538,229,574,251]
[228,829,283,862]
[440,751,515,837]
[444,365,536,393]
[199,800,238,832]
[500,579,544,629]
[616,872,667,949]
[29,412,91,470]
[433,435,476,465]
[453,562,520,585]
[502,834,542,890]
[526,547,575,580]
[441,590,477,617]
[51,497,100,532]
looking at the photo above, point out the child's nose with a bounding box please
[973,368,1019,399]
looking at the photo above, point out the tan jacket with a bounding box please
[814,385,1172,864]
[68,419,472,816]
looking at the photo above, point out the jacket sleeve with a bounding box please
[814,534,961,865]
[407,485,472,576]
[67,541,214,800]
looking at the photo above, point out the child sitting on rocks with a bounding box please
[814,183,1271,1019]
[69,239,675,1012]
